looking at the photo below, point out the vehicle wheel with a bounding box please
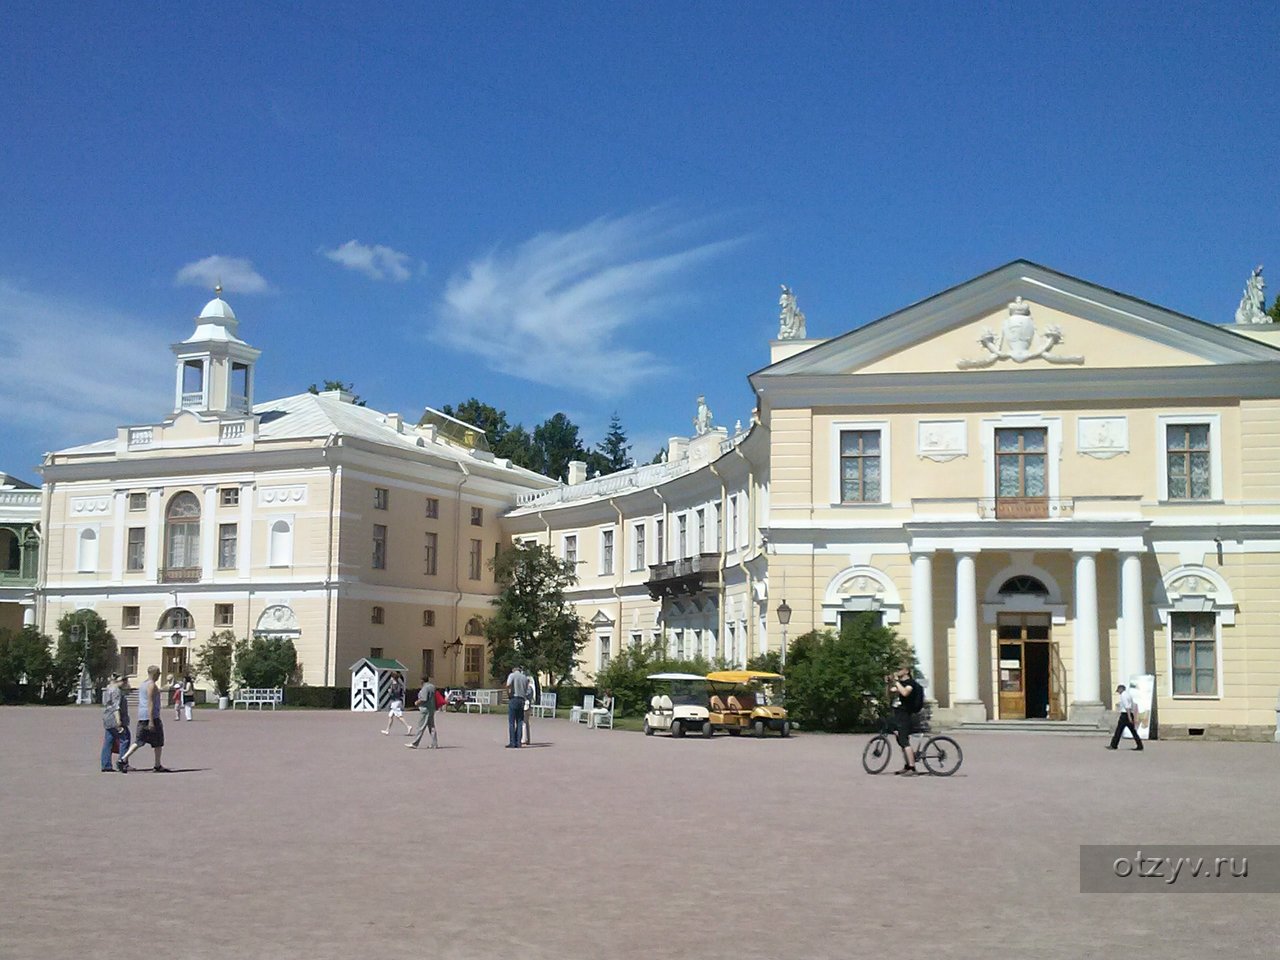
[753,719,766,738]
[921,735,963,776]
[861,734,892,774]
[671,720,684,738]
[644,721,654,736]
[701,721,713,738]
[781,721,791,738]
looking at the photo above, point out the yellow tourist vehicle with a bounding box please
[706,670,791,738]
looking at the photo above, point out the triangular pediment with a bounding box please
[758,261,1280,380]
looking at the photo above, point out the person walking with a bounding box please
[122,665,169,772]
[522,671,537,745]
[382,673,414,735]
[101,673,132,772]
[181,671,197,721]
[171,675,183,721]
[405,674,439,749]
[1107,683,1144,750]
[505,664,528,748]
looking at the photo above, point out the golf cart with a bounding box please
[706,670,790,738]
[643,672,713,738]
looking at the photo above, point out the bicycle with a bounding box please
[860,698,963,776]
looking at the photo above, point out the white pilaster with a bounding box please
[238,481,253,578]
[1120,551,1147,680]
[953,552,984,720]
[110,490,127,583]
[1071,551,1103,722]
[145,488,162,579]
[910,552,935,697]
[200,485,217,579]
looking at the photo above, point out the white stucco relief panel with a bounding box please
[1076,416,1128,459]
[258,485,307,507]
[917,419,967,462]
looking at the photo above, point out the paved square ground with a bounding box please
[1,706,1277,959]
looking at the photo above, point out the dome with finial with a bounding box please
[198,283,237,322]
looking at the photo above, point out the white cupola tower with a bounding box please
[171,285,261,415]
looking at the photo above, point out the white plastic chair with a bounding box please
[592,696,615,730]
[570,694,595,725]
[533,691,557,719]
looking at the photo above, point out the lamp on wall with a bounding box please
[776,599,792,669]
[443,636,463,687]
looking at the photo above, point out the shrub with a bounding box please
[593,641,731,718]
[54,611,118,699]
[233,636,298,689]
[283,686,351,708]
[782,614,914,732]
[0,626,54,701]
[196,631,236,697]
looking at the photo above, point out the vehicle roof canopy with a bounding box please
[646,672,708,681]
[705,670,784,684]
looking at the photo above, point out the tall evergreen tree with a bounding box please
[596,412,632,473]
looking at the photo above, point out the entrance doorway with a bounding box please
[996,614,1063,719]
[161,647,189,684]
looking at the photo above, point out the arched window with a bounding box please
[269,519,292,567]
[464,617,484,636]
[0,528,19,572]
[165,493,201,570]
[159,607,194,631]
[77,529,98,572]
[997,575,1049,597]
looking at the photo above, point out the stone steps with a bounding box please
[955,719,1105,736]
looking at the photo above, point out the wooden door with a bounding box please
[997,635,1025,719]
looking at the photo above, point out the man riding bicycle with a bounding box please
[887,666,924,775]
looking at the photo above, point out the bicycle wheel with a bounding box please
[861,734,892,774]
[920,735,963,776]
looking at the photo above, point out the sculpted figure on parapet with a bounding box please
[778,284,807,339]
[1235,265,1269,324]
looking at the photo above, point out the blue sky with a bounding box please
[2,1,1277,480]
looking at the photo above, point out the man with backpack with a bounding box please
[888,666,924,775]
[406,673,440,749]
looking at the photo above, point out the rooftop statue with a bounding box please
[1235,265,1270,324]
[778,284,807,340]
[693,395,714,436]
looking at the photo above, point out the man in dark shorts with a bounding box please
[121,664,169,772]
[887,666,924,775]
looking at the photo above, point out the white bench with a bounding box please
[232,687,283,710]
[464,689,500,714]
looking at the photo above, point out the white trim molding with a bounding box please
[980,413,1062,502]
[821,564,903,625]
[981,558,1067,625]
[829,419,892,506]
[1156,413,1223,503]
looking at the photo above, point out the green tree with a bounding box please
[0,626,54,701]
[233,636,298,688]
[55,610,118,698]
[495,423,538,470]
[595,412,632,473]
[649,447,666,465]
[441,398,511,444]
[532,413,587,480]
[1268,295,1280,323]
[196,631,236,698]
[486,542,588,687]
[307,380,366,406]
[782,615,914,732]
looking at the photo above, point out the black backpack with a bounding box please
[904,678,924,714]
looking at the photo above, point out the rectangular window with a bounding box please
[128,492,147,512]
[122,606,140,629]
[214,603,234,627]
[840,429,883,503]
[372,524,387,569]
[1171,611,1217,696]
[374,487,389,510]
[126,528,145,571]
[655,519,664,563]
[713,502,722,551]
[422,609,435,627]
[633,522,646,570]
[631,632,643,649]
[470,506,483,526]
[995,427,1047,498]
[1166,423,1212,501]
[370,646,384,659]
[696,509,706,554]
[468,539,482,580]
[599,634,611,670]
[371,606,385,625]
[425,497,439,519]
[423,531,438,576]
[464,643,483,675]
[219,488,240,507]
[119,646,138,676]
[601,529,614,575]
[677,515,687,558]
[729,495,739,551]
[218,523,237,569]
[421,649,434,680]
[564,535,578,566]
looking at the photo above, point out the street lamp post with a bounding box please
[71,621,91,705]
[776,599,792,670]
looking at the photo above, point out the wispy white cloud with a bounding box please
[0,281,173,456]
[321,239,413,282]
[434,210,738,398]
[174,255,271,294]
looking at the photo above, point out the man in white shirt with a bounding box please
[1106,683,1143,750]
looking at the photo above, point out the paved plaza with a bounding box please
[1,707,1277,960]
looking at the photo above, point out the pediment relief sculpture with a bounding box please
[957,298,1085,369]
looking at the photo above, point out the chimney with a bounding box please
[387,413,403,433]
[567,460,588,485]
[667,437,688,462]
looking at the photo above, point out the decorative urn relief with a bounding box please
[957,298,1085,369]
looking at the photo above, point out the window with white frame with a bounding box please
[122,607,140,629]
[126,528,145,571]
[599,634,611,669]
[677,515,687,558]
[630,632,643,649]
[601,529,614,575]
[563,534,578,566]
[696,509,706,554]
[219,487,240,507]
[217,523,237,569]
[633,522,646,570]
[728,495,739,551]
[1171,611,1217,696]
[128,492,147,512]
[423,531,438,576]
[839,429,883,503]
[214,603,234,627]
[713,502,722,552]
[655,519,665,563]
[1162,420,1217,501]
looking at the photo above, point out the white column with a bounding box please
[954,552,981,715]
[1072,551,1102,713]
[1120,551,1147,680]
[910,552,935,697]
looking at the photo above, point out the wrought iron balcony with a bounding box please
[978,497,1072,520]
[645,552,721,599]
[160,566,201,584]
[0,569,36,587]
